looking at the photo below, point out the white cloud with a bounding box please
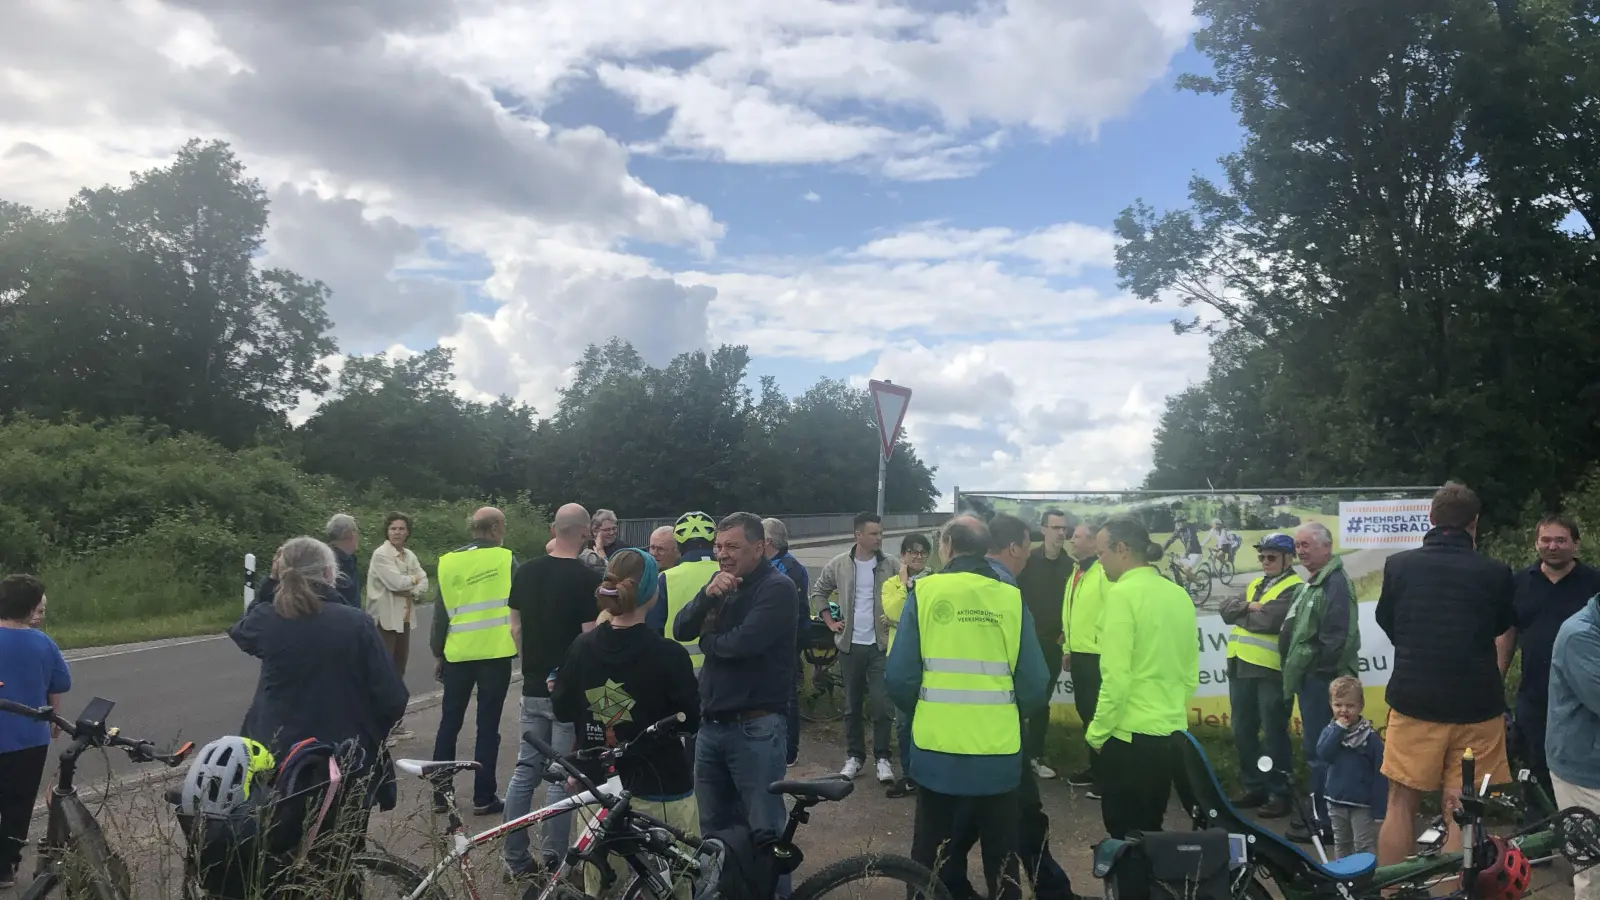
[859,221,1119,275]
[406,0,1195,177]
[803,190,821,203]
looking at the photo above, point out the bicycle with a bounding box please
[1207,545,1237,586]
[0,695,194,900]
[1170,731,1594,899]
[1166,552,1213,605]
[520,717,954,900]
[799,617,845,723]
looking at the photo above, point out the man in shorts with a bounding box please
[1374,482,1515,865]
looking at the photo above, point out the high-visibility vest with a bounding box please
[664,558,721,670]
[437,546,515,663]
[911,571,1023,756]
[1226,573,1304,672]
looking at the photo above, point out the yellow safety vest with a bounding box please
[664,558,721,670]
[912,572,1023,756]
[437,546,516,663]
[1226,572,1304,672]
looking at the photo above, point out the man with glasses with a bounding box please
[1217,533,1303,819]
[1017,510,1075,779]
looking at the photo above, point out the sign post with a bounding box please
[243,553,257,613]
[868,380,913,519]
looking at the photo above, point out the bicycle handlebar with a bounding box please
[0,698,193,767]
[524,712,687,804]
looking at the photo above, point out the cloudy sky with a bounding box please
[2,0,1242,504]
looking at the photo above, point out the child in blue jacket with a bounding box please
[1315,676,1387,858]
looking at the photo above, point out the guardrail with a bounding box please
[617,512,950,548]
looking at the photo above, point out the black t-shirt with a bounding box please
[551,623,700,800]
[1513,560,1600,712]
[509,556,602,697]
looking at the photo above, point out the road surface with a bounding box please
[52,532,912,786]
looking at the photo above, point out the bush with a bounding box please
[0,418,549,646]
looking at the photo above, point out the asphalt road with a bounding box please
[52,532,906,787]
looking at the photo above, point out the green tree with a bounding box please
[1120,0,1600,516]
[0,140,335,446]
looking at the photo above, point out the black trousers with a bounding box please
[1069,653,1101,778]
[1024,639,1063,761]
[913,787,1021,900]
[942,764,1074,900]
[1099,733,1175,839]
[0,745,49,873]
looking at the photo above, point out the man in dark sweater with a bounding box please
[1375,482,1515,866]
[1016,510,1074,780]
[674,512,798,897]
[1496,515,1600,801]
[326,514,363,608]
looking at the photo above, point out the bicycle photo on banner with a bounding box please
[953,488,1435,734]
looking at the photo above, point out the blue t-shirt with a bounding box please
[0,628,72,753]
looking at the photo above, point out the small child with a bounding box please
[1315,676,1388,858]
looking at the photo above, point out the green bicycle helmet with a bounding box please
[675,511,716,545]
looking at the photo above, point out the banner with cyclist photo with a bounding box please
[951,488,1436,731]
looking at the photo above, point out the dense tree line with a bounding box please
[1119,0,1600,520]
[0,140,939,523]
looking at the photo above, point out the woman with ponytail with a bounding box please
[552,549,700,898]
[233,537,409,763]
[1083,516,1200,839]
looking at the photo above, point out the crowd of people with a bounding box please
[3,479,1600,899]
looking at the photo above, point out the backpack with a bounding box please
[175,739,368,900]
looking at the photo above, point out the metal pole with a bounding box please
[243,553,257,613]
[876,450,887,518]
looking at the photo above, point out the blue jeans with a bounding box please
[696,714,792,898]
[433,656,512,807]
[1231,676,1291,797]
[897,709,914,782]
[503,696,575,874]
[1298,675,1335,825]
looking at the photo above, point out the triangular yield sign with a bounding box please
[869,379,912,459]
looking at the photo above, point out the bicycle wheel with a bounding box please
[328,850,451,900]
[1217,558,1236,585]
[800,661,847,723]
[16,872,58,900]
[1189,565,1213,606]
[791,852,954,900]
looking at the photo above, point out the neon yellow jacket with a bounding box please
[1085,565,1199,749]
[1062,559,1111,654]
[881,569,930,653]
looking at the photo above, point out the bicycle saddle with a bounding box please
[768,776,855,802]
[1177,732,1376,884]
[394,758,481,778]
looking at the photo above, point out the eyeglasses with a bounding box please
[1258,554,1281,562]
[904,549,929,557]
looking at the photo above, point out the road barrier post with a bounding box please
[243,553,256,613]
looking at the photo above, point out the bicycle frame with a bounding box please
[398,776,622,900]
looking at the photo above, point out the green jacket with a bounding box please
[1085,565,1199,749]
[1280,555,1360,693]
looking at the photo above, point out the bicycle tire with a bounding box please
[16,872,59,900]
[1217,559,1236,586]
[790,852,955,900]
[340,850,452,900]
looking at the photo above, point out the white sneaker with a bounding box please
[876,759,895,784]
[840,757,864,779]
[1031,759,1058,780]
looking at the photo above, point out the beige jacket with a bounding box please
[367,542,428,633]
[808,547,901,653]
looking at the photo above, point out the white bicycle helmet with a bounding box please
[180,736,274,817]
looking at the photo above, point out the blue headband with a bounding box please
[605,548,658,604]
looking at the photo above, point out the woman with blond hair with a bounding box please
[233,536,409,761]
[552,548,700,897]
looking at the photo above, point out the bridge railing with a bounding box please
[618,512,950,548]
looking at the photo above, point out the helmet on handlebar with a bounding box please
[180,736,275,817]
[1469,836,1531,900]
[675,511,716,545]
[1254,533,1296,555]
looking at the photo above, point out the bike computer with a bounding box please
[74,697,114,732]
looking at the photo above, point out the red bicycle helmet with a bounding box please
[1466,836,1531,900]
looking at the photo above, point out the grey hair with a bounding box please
[592,509,619,529]
[762,518,790,552]
[325,513,358,542]
[1296,521,1334,547]
[276,536,335,619]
